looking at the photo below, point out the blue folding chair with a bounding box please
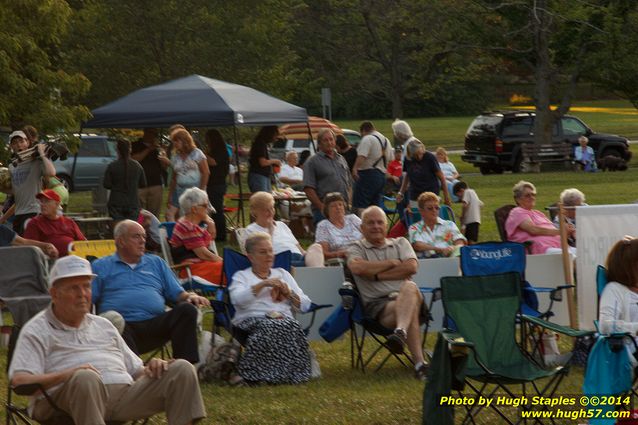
[212,248,331,340]
[379,195,398,227]
[404,205,455,227]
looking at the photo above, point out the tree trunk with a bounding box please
[533,0,554,148]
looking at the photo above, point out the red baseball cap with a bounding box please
[36,189,61,203]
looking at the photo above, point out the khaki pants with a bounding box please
[138,185,163,218]
[33,359,206,425]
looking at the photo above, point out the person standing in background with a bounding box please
[336,134,357,172]
[131,128,170,218]
[104,139,147,223]
[205,129,230,241]
[166,129,209,222]
[248,126,282,193]
[5,131,56,235]
[352,121,394,214]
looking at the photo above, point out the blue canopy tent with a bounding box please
[82,74,310,224]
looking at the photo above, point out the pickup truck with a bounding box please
[461,111,632,174]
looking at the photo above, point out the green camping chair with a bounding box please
[427,272,570,424]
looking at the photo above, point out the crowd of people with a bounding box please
[0,118,609,423]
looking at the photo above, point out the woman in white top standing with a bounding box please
[245,191,324,267]
[315,192,361,260]
[229,232,313,384]
[166,129,210,222]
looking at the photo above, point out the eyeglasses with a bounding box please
[521,193,537,198]
[422,205,440,211]
[197,203,210,209]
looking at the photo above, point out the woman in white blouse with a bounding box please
[230,232,313,384]
[599,237,638,337]
[245,191,324,267]
[315,192,362,260]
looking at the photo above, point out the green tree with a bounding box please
[64,0,308,111]
[0,0,90,132]
[292,0,495,118]
[587,3,638,108]
[473,0,628,147]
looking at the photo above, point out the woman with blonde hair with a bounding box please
[245,191,324,267]
[435,147,460,201]
[166,129,209,221]
[408,192,465,258]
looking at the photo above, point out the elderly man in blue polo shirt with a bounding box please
[91,219,210,363]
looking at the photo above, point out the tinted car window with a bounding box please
[293,140,310,148]
[78,139,107,157]
[501,116,533,137]
[561,117,587,136]
[272,140,287,149]
[466,116,502,136]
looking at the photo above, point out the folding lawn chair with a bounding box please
[404,205,455,227]
[67,239,116,262]
[338,269,430,373]
[460,241,571,321]
[426,272,571,424]
[379,195,399,228]
[158,222,221,297]
[460,241,592,364]
[211,248,331,342]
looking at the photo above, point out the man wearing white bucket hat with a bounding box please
[8,255,206,424]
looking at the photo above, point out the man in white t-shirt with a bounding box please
[9,255,206,424]
[453,181,484,244]
[278,151,304,188]
[352,121,394,213]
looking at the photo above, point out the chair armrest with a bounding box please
[12,383,42,396]
[521,314,595,338]
[441,331,475,349]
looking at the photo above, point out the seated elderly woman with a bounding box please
[553,188,586,247]
[245,191,324,267]
[599,237,638,339]
[315,192,362,260]
[505,180,576,255]
[230,232,313,384]
[408,191,466,258]
[169,187,223,283]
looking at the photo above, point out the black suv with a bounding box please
[461,111,632,174]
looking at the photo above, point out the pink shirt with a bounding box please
[505,207,561,254]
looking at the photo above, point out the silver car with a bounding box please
[54,135,117,191]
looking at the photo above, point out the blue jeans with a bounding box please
[248,173,271,193]
[352,169,386,209]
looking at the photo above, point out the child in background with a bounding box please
[453,181,483,244]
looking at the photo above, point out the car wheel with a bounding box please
[493,166,504,174]
[601,148,622,159]
[58,174,73,192]
[479,166,493,175]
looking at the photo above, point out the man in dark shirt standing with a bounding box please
[131,129,170,218]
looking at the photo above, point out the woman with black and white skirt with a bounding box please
[229,231,313,384]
